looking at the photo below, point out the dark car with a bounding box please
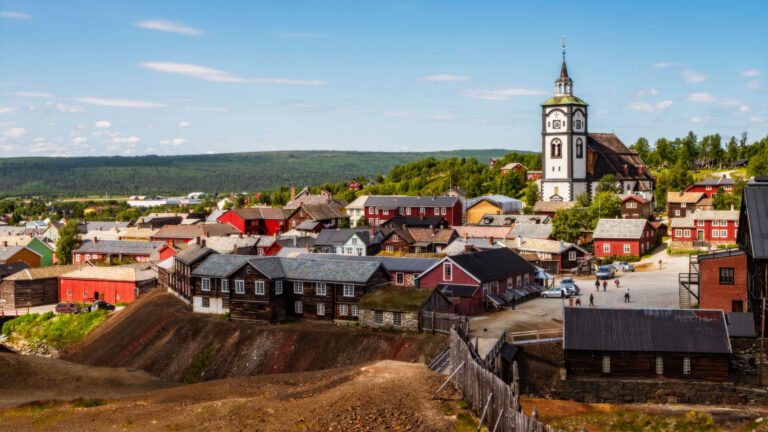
[90,300,115,311]
[55,303,81,314]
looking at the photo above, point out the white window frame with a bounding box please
[721,229,727,238]
[681,202,687,208]
[420,207,425,214]
[627,202,636,209]
[712,230,719,238]
[684,229,691,237]
[254,281,265,295]
[275,280,283,295]
[76,254,81,261]
[392,234,398,242]
[655,356,664,375]
[293,281,304,294]
[674,210,680,216]
[441,207,447,215]
[201,278,211,292]
[374,310,383,324]
[395,272,404,285]
[382,209,389,215]
[623,244,631,254]
[602,355,611,374]
[202,296,210,308]
[675,229,682,237]
[67,290,72,297]
[343,284,355,297]
[235,280,245,294]
[351,305,358,317]
[507,278,514,290]
[345,247,353,254]
[393,312,402,326]
[568,251,576,261]
[340,304,348,316]
[385,246,393,253]
[221,279,229,293]
[317,303,325,316]
[356,247,363,256]
[683,357,691,375]
[295,301,303,314]
[85,254,91,261]
[603,243,610,253]
[316,282,326,296]
[406,207,411,215]
[443,262,453,281]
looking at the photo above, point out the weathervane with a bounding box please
[561,35,566,60]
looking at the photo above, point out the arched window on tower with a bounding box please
[551,139,562,158]
[576,138,583,158]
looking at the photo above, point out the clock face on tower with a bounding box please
[552,120,561,129]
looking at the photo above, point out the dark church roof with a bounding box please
[586,133,656,183]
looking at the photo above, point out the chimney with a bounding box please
[201,238,206,247]
[93,237,98,243]
[431,225,436,234]
[559,240,564,250]
[463,233,468,239]
[290,185,296,202]
[488,236,494,245]
[432,193,436,201]
[370,226,375,237]
[306,244,310,252]
[464,244,473,253]
[730,203,735,211]
[623,165,628,175]
[196,236,200,245]
[238,233,243,239]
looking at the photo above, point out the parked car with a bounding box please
[560,277,581,294]
[562,285,579,296]
[612,261,635,272]
[55,303,81,314]
[89,300,115,311]
[541,287,570,298]
[595,265,615,280]
[569,261,590,275]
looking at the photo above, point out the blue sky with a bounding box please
[0,1,766,157]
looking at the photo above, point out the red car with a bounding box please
[55,303,81,314]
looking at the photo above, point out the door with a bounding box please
[697,230,704,241]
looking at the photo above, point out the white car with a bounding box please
[541,287,569,298]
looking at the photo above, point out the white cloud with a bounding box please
[745,79,761,90]
[382,111,408,117]
[462,88,549,101]
[139,62,327,85]
[418,75,471,82]
[681,69,708,83]
[3,127,27,138]
[0,106,15,114]
[742,69,761,77]
[685,115,712,124]
[177,121,191,128]
[72,136,88,145]
[627,100,673,113]
[134,20,204,35]
[649,88,659,96]
[635,88,659,98]
[264,127,275,131]
[685,92,741,105]
[0,11,31,19]
[204,151,215,155]
[109,136,141,144]
[0,144,16,152]
[160,138,186,146]
[425,114,456,121]
[653,62,676,68]
[92,130,119,138]
[6,91,53,98]
[187,106,228,111]
[750,116,767,124]
[51,102,84,113]
[94,121,111,128]
[75,97,167,108]
[739,105,751,113]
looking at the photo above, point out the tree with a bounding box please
[574,192,591,208]
[712,186,741,210]
[631,137,651,163]
[56,220,80,265]
[586,192,621,229]
[551,209,584,243]
[356,216,368,227]
[338,218,350,229]
[595,174,622,195]
[726,136,739,165]
[523,182,539,209]
[235,195,246,208]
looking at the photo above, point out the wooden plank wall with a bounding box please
[449,328,564,432]
[421,311,468,334]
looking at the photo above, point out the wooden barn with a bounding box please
[563,307,732,382]
[357,286,452,332]
[59,265,156,304]
[0,265,82,308]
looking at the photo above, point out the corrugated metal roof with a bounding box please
[365,195,459,210]
[563,308,731,353]
[74,240,165,255]
[742,182,768,259]
[174,243,214,264]
[508,223,553,239]
[294,253,439,272]
[593,219,649,240]
[726,312,757,338]
[448,248,537,281]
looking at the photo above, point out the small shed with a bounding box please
[358,285,451,331]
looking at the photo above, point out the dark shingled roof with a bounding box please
[448,248,536,282]
[73,240,166,255]
[295,253,439,273]
[437,284,478,298]
[563,308,731,354]
[586,133,656,182]
[191,254,252,277]
[740,180,768,259]
[0,261,30,278]
[174,243,214,265]
[380,216,449,229]
[726,312,757,338]
[365,195,459,210]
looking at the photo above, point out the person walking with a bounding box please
[624,288,630,303]
[658,259,663,270]
[589,293,595,307]
[602,280,607,292]
[575,298,582,307]
[614,277,620,289]
[595,279,600,292]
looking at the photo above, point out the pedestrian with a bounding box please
[589,293,595,307]
[575,298,581,306]
[614,277,620,288]
[624,288,630,303]
[602,280,607,291]
[595,279,600,292]
[658,259,663,269]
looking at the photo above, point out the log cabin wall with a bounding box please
[565,350,729,382]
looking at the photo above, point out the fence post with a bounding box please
[432,311,435,334]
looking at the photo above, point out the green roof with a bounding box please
[358,286,434,312]
[541,96,588,106]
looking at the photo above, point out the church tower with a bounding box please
[540,40,589,202]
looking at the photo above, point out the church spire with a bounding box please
[555,36,572,96]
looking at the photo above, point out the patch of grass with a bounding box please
[184,345,215,384]
[122,420,133,428]
[7,401,57,416]
[358,285,434,311]
[551,409,718,432]
[71,399,108,408]
[454,413,488,432]
[2,309,109,348]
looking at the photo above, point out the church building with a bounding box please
[539,51,655,203]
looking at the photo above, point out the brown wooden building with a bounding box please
[286,203,349,232]
[620,194,652,219]
[563,307,731,382]
[0,265,82,308]
[666,191,712,219]
[737,177,768,330]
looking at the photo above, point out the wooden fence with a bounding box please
[421,311,469,334]
[506,328,563,344]
[448,328,564,432]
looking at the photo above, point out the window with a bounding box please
[83,291,88,298]
[382,209,389,215]
[351,305,358,317]
[681,203,686,208]
[356,247,363,256]
[507,278,514,290]
[706,186,712,191]
[655,356,664,375]
[602,355,611,374]
[603,243,610,253]
[294,281,304,294]
[697,220,705,227]
[385,246,393,253]
[627,202,636,209]
[393,312,402,326]
[712,230,719,238]
[623,244,631,254]
[675,229,682,237]
[85,254,90,261]
[567,250,577,261]
[551,138,562,157]
[482,283,489,294]
[420,207,425,214]
[317,303,325,316]
[719,267,734,284]
[490,281,498,293]
[76,254,81,262]
[67,290,72,297]
[374,311,383,324]
[221,279,229,293]
[683,357,691,375]
[392,234,398,242]
[254,281,265,295]
[316,282,326,296]
[443,262,452,281]
[275,280,283,295]
[368,218,374,225]
[116,293,120,300]
[524,274,529,285]
[441,207,447,215]
[340,304,348,316]
[576,138,583,158]
[674,210,680,216]
[406,207,411,215]
[684,229,691,237]
[295,301,303,314]
[201,278,211,292]
[202,297,210,308]
[345,247,353,254]
[235,280,245,294]
[721,230,727,238]
[343,284,354,297]
[713,220,720,226]
[395,272,404,285]
[732,300,744,312]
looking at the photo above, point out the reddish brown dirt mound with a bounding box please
[62,289,447,382]
[0,360,461,431]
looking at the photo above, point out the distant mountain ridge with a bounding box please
[0,149,525,197]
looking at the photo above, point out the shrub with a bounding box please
[2,309,109,348]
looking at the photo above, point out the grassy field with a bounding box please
[2,310,109,348]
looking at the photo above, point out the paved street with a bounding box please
[469,250,690,340]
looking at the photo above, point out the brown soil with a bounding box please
[0,352,171,409]
[0,360,463,432]
[61,288,447,383]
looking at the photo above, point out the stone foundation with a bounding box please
[359,309,419,331]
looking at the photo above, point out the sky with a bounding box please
[0,0,766,157]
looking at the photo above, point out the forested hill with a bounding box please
[0,149,522,197]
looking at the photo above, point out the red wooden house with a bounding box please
[416,248,537,315]
[593,219,657,258]
[151,224,240,247]
[347,179,362,191]
[59,266,156,304]
[684,175,735,198]
[363,195,462,227]
[499,162,527,175]
[217,207,292,235]
[671,209,739,245]
[72,240,175,264]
